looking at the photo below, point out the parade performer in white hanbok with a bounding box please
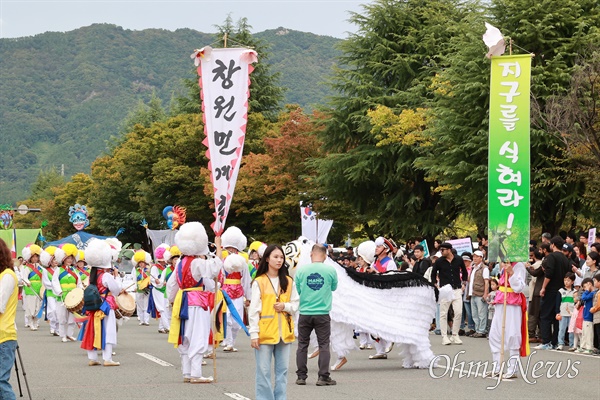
[149,244,169,333]
[158,246,180,335]
[20,244,43,331]
[40,246,60,336]
[221,253,251,352]
[167,222,222,384]
[487,261,529,379]
[133,250,151,326]
[51,244,82,342]
[294,239,437,369]
[81,239,124,366]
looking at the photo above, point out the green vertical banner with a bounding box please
[488,54,531,263]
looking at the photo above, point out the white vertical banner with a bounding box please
[589,228,596,251]
[192,47,258,235]
[300,206,333,244]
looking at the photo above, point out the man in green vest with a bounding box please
[0,239,19,400]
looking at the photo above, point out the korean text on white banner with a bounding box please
[447,237,473,256]
[588,228,596,251]
[300,206,333,244]
[192,46,258,235]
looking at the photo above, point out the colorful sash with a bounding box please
[221,289,249,336]
[167,257,204,347]
[80,300,111,350]
[28,266,42,280]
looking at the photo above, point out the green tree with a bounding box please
[30,168,65,201]
[419,0,600,236]
[313,0,468,240]
[417,7,491,234]
[173,16,285,120]
[492,0,600,234]
[90,114,214,243]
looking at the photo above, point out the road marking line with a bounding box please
[224,393,252,400]
[550,349,598,358]
[136,353,174,367]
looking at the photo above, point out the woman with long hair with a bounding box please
[248,244,299,400]
[0,239,19,400]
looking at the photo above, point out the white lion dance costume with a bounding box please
[294,240,438,368]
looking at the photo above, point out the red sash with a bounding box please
[65,267,80,282]
[27,263,43,279]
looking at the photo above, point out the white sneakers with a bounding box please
[450,335,463,345]
[442,336,452,345]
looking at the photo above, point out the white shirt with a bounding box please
[0,271,17,314]
[248,275,299,340]
[150,263,166,288]
[468,262,490,296]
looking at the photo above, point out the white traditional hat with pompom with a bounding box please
[357,241,376,265]
[223,253,247,274]
[221,226,247,252]
[175,222,209,256]
[85,239,113,269]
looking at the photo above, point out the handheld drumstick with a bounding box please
[123,282,136,291]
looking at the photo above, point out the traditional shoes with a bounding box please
[308,349,320,359]
[331,357,347,370]
[190,377,213,384]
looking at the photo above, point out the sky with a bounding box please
[0,0,371,39]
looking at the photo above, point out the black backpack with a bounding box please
[84,283,108,311]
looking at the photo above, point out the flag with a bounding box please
[192,47,258,235]
[482,22,506,59]
[300,205,333,244]
[11,228,17,259]
[420,240,430,258]
[488,55,532,262]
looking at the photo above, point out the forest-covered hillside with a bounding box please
[0,24,340,204]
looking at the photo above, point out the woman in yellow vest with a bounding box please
[0,239,19,400]
[248,244,299,400]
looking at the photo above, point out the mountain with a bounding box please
[0,24,341,204]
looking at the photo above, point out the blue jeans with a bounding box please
[255,341,291,400]
[470,296,489,334]
[460,301,475,331]
[435,304,441,334]
[558,316,573,346]
[0,340,17,400]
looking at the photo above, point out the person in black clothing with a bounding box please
[412,245,431,276]
[431,242,468,345]
[536,236,570,350]
[561,243,580,269]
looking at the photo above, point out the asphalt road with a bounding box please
[9,309,600,400]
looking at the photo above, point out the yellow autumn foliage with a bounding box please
[368,105,433,147]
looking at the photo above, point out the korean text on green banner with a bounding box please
[488,54,531,263]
